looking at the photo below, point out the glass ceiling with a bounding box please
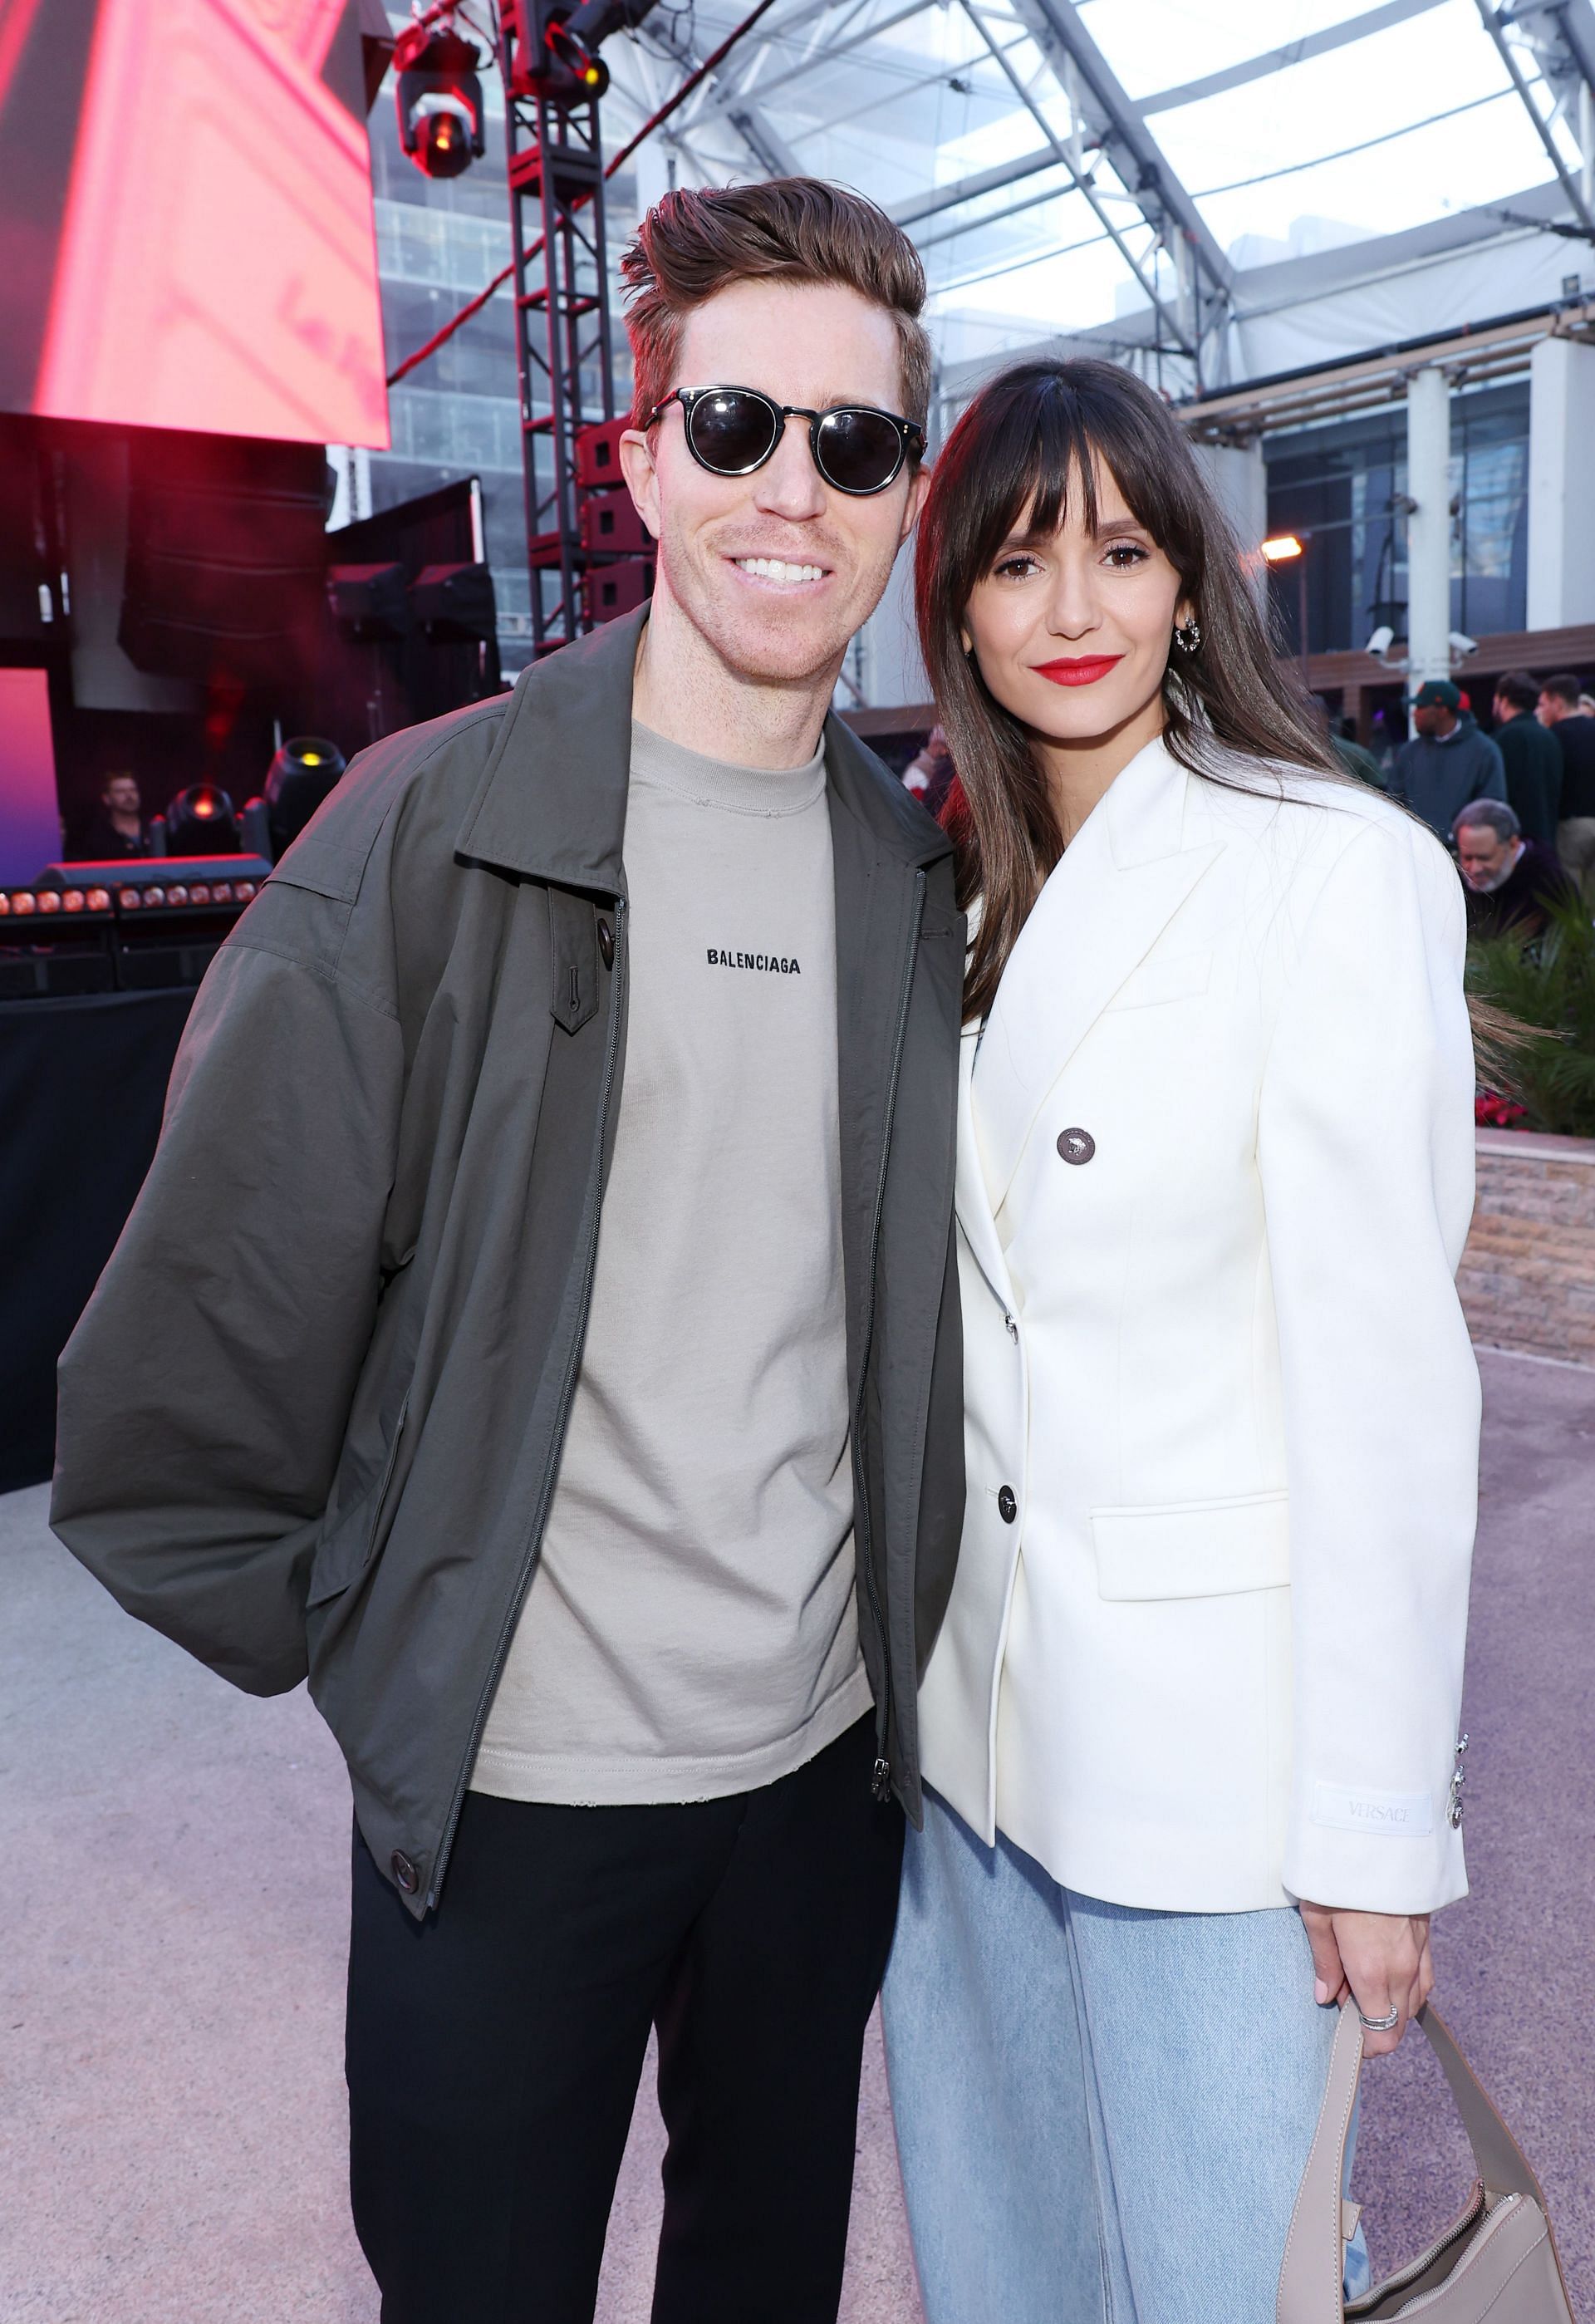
[594,0,1588,379]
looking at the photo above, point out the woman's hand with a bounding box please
[1298,1904,1434,2056]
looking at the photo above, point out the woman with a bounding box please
[881,359,1480,2322]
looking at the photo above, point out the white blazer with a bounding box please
[917,736,1480,1916]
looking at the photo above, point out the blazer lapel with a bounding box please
[974,738,1221,1216]
[955,1025,1013,1306]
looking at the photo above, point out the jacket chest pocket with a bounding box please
[1104,947,1211,1012]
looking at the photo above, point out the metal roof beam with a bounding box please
[1000,0,1232,296]
[891,143,1069,227]
[1136,0,1447,117]
[1473,0,1595,236]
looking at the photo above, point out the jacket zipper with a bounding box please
[426,894,628,1907]
[854,868,926,1802]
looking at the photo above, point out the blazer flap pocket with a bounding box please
[1106,947,1210,1011]
[1092,1490,1290,1600]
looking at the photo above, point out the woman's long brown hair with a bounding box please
[917,358,1342,1022]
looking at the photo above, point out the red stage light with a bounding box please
[61,889,86,912]
[142,887,163,906]
[189,883,212,903]
[118,888,141,909]
[166,884,189,905]
[236,880,257,901]
[86,887,110,911]
[0,894,12,916]
[12,891,37,915]
[211,882,233,903]
[37,890,62,913]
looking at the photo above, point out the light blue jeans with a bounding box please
[881,1790,1370,2324]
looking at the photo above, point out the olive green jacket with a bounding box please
[52,608,966,1915]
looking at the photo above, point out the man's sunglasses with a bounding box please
[647,385,925,497]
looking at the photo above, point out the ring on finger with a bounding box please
[1357,2005,1401,2032]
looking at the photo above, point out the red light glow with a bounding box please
[12,891,37,915]
[86,888,110,911]
[30,0,388,450]
[37,890,61,913]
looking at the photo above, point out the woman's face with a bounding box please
[961,459,1189,749]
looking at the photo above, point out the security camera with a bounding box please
[1449,631,1479,658]
[1365,625,1394,660]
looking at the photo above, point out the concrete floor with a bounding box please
[3,1345,1590,2322]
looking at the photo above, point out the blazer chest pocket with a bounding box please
[1091,1489,1290,1600]
[1105,947,1210,1011]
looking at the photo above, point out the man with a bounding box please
[901,721,955,818]
[1391,677,1507,842]
[1536,669,1595,902]
[79,769,150,858]
[1490,669,1562,847]
[1454,797,1578,939]
[52,179,964,2324]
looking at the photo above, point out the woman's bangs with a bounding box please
[957,376,1180,577]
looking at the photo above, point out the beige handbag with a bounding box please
[1277,2004,1575,2323]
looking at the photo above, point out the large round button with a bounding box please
[390,1850,420,1894]
[596,916,615,970]
[997,1485,1018,1524]
[1057,1128,1096,1165]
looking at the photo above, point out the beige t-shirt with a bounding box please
[470,720,871,1805]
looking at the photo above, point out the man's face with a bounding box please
[104,775,140,816]
[1537,690,1563,725]
[621,278,926,687]
[1457,823,1516,889]
[1413,701,1455,737]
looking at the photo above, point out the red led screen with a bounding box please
[0,0,388,448]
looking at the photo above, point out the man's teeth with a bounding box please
[734,557,825,583]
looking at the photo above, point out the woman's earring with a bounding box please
[1173,617,1202,655]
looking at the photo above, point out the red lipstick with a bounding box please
[1033,655,1123,686]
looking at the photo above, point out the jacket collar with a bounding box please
[454,603,950,887]
[964,735,1221,1222]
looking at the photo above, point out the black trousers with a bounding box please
[346,1713,904,2324]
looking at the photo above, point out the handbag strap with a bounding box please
[1276,2003,1548,2324]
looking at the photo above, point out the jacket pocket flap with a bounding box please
[267,835,371,904]
[1091,1491,1290,1600]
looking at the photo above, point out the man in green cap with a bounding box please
[1391,678,1507,843]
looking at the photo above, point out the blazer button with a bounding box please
[390,1850,420,1894]
[1006,1314,1019,1342]
[998,1485,1018,1524]
[596,916,616,970]
[1057,1128,1095,1165]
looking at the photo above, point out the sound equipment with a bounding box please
[3,857,274,996]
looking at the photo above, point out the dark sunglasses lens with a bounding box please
[687,390,780,474]
[814,408,903,493]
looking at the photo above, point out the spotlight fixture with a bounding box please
[163,783,242,856]
[263,737,347,859]
[395,22,487,179]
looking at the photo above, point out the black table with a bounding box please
[2,989,194,1493]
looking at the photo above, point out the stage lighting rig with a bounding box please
[508,0,658,106]
[395,17,488,178]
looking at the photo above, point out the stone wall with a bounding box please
[1459,1128,1595,1365]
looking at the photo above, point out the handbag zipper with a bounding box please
[1379,2194,1527,2319]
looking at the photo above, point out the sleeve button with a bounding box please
[1057,1128,1095,1165]
[390,1850,420,1894]
[998,1485,1018,1523]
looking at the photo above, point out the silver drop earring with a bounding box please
[1173,617,1202,655]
